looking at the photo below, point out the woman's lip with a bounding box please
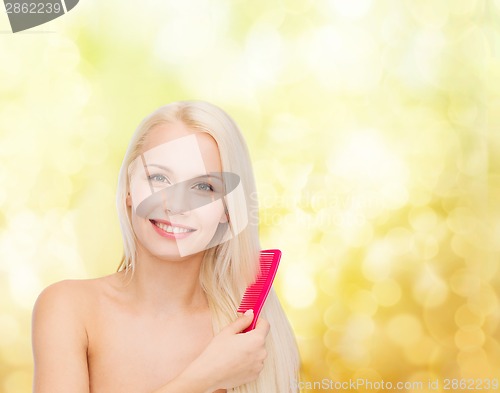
[149,219,196,240]
[150,219,195,231]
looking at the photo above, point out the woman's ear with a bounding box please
[126,192,132,207]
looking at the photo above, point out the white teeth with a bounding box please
[154,221,192,234]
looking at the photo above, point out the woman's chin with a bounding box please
[149,246,207,261]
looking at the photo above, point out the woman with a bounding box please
[32,101,300,392]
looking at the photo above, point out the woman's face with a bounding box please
[127,121,231,259]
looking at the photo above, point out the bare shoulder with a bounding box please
[36,278,92,301]
[33,280,107,337]
[33,274,124,333]
[34,276,106,313]
[35,272,131,320]
[32,274,124,393]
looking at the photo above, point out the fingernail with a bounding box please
[244,309,254,316]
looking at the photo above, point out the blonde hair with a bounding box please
[116,101,300,392]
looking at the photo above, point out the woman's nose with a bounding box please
[164,185,188,215]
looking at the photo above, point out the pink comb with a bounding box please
[237,249,282,333]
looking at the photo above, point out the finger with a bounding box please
[222,309,254,334]
[253,317,270,335]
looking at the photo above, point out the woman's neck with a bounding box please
[121,244,209,316]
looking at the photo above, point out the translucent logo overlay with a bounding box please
[128,134,248,257]
[4,0,79,33]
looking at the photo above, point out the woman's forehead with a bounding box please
[140,125,221,173]
[143,122,217,151]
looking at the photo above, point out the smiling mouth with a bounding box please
[149,219,196,238]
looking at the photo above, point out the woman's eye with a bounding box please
[193,182,214,192]
[148,174,169,183]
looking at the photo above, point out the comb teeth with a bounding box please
[237,252,275,310]
[237,256,274,309]
[237,249,281,332]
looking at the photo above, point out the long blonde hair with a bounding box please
[116,101,300,392]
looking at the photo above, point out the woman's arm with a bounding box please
[152,310,270,393]
[32,285,268,393]
[32,281,90,393]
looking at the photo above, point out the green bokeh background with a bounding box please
[1,0,500,392]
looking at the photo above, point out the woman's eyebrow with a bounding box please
[144,164,223,181]
[197,173,223,181]
[144,163,172,173]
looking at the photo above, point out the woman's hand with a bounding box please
[179,310,270,392]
